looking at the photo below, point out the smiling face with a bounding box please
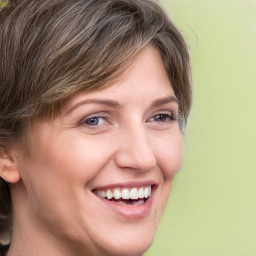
[12,45,183,256]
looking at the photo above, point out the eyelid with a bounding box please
[149,109,177,119]
[145,109,179,127]
[148,113,173,122]
[78,112,110,126]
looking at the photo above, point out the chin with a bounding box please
[98,237,153,256]
[78,220,157,256]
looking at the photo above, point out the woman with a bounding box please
[0,0,192,255]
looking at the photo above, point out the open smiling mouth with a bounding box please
[93,186,152,206]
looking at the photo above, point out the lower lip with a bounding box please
[94,188,155,220]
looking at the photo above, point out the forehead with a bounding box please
[62,46,175,113]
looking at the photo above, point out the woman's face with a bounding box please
[15,46,183,256]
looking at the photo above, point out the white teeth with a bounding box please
[117,201,126,205]
[138,187,144,199]
[106,189,113,200]
[122,188,130,199]
[144,187,149,198]
[132,199,145,206]
[130,188,138,200]
[97,190,106,198]
[113,188,122,199]
[95,186,152,201]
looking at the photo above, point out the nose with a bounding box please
[114,124,157,172]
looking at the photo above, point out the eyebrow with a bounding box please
[150,95,179,108]
[66,95,179,115]
[65,98,122,114]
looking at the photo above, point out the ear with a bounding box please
[0,148,21,184]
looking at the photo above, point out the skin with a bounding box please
[3,45,183,256]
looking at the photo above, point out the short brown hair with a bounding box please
[0,0,192,243]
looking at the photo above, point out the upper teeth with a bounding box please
[95,186,152,200]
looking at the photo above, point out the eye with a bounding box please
[79,115,109,127]
[149,113,175,123]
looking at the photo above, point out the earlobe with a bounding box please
[0,149,21,184]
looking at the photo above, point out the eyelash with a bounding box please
[79,111,177,128]
[79,114,109,127]
[148,113,176,123]
[83,116,108,126]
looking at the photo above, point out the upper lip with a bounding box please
[92,180,158,191]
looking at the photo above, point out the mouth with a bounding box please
[92,185,152,206]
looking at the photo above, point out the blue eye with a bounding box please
[84,117,106,126]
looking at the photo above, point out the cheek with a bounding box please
[152,133,183,224]
[16,133,114,229]
[34,133,114,194]
[155,133,183,180]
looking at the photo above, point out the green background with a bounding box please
[146,1,256,256]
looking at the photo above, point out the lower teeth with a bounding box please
[112,199,145,206]
[131,199,145,206]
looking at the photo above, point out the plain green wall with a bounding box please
[145,1,256,256]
